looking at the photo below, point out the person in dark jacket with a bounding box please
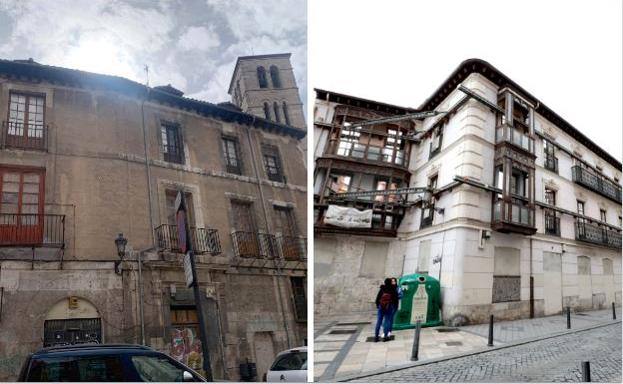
[387,277,402,336]
[374,278,399,342]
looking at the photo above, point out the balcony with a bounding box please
[571,166,622,203]
[314,200,401,237]
[544,155,558,173]
[277,235,307,261]
[0,214,64,247]
[1,121,47,151]
[575,220,622,249]
[544,212,560,236]
[495,125,535,154]
[231,231,306,260]
[492,199,536,235]
[155,224,222,255]
[327,140,408,168]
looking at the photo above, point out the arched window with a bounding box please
[257,66,268,88]
[273,102,281,123]
[282,102,291,125]
[263,102,271,120]
[270,65,281,88]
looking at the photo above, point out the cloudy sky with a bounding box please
[0,0,307,106]
[310,0,622,160]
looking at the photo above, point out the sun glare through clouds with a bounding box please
[62,35,141,81]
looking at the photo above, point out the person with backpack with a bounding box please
[387,277,402,337]
[374,278,399,342]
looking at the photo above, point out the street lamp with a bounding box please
[114,233,127,274]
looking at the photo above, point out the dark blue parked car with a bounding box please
[17,344,206,382]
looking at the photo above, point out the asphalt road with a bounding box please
[345,322,622,382]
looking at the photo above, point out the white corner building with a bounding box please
[313,59,621,324]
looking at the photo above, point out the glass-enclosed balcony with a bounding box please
[571,166,622,203]
[492,198,536,235]
[495,125,535,154]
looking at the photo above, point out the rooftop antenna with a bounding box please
[144,65,149,87]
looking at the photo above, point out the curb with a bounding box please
[332,319,621,382]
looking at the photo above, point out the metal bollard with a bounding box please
[613,302,617,320]
[566,306,571,329]
[487,315,494,347]
[581,361,591,382]
[410,320,421,361]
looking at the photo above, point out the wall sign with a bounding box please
[324,205,372,228]
[410,284,428,324]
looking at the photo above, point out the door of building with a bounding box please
[274,207,300,260]
[253,332,275,382]
[0,168,45,245]
[543,252,562,315]
[231,201,259,257]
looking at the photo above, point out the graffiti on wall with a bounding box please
[170,328,203,371]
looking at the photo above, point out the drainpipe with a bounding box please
[245,117,292,348]
[136,246,156,346]
[141,88,156,245]
[529,238,534,318]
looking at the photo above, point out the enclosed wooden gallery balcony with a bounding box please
[491,91,537,235]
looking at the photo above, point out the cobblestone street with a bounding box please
[343,323,622,382]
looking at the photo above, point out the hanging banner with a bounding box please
[324,205,373,228]
[184,252,194,288]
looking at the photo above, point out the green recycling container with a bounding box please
[393,273,442,329]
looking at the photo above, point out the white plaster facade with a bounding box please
[313,61,622,323]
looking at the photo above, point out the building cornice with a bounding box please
[0,58,306,140]
[418,58,621,170]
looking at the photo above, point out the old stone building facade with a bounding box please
[314,59,621,324]
[0,56,307,381]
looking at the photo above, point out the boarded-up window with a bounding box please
[359,241,388,278]
[543,252,562,272]
[577,256,591,275]
[418,240,431,274]
[603,258,613,275]
[492,247,520,303]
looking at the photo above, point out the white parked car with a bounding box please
[265,346,307,382]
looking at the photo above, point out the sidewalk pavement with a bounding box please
[314,308,619,382]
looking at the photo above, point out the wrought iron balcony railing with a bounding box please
[575,220,622,249]
[231,231,277,259]
[544,155,558,173]
[495,125,535,154]
[1,121,48,151]
[155,224,221,255]
[231,231,307,260]
[544,212,560,236]
[571,166,622,203]
[277,235,307,261]
[0,213,64,247]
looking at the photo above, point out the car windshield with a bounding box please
[131,355,198,382]
[27,355,124,382]
[270,351,307,371]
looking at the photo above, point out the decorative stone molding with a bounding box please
[224,192,256,202]
[426,163,441,177]
[543,178,559,191]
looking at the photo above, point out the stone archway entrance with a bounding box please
[43,297,102,347]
